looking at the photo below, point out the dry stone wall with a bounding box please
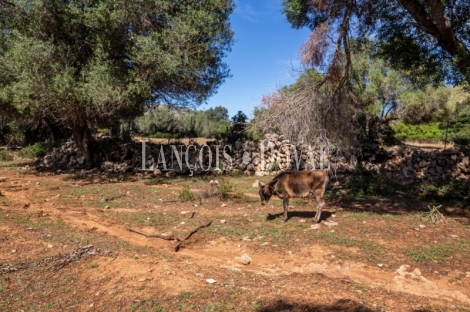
[35,134,470,184]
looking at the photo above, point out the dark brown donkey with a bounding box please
[258,171,329,223]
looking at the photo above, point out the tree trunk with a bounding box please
[72,125,96,168]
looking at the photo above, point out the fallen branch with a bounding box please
[126,228,176,240]
[127,220,212,252]
[174,220,212,252]
[103,194,126,202]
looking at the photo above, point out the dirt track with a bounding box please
[1,166,470,311]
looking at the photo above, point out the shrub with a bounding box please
[0,150,13,161]
[18,141,55,158]
[391,121,443,142]
[179,186,194,202]
[450,127,470,145]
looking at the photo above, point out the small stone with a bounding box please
[221,203,227,207]
[451,235,458,238]
[220,219,227,224]
[11,249,16,253]
[378,264,384,268]
[323,221,338,227]
[180,211,189,214]
[310,224,321,230]
[252,180,260,188]
[206,278,217,284]
[138,278,146,282]
[105,205,110,209]
[419,224,426,228]
[299,219,306,223]
[48,244,53,248]
[237,254,252,265]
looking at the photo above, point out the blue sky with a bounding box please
[201,0,311,119]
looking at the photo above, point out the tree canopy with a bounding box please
[135,105,232,140]
[282,0,470,85]
[250,38,470,146]
[0,0,234,162]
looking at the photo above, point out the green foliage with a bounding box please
[451,128,470,146]
[281,0,470,84]
[268,161,280,172]
[391,121,443,142]
[216,180,234,201]
[397,86,451,123]
[89,263,99,269]
[135,105,232,139]
[179,186,194,202]
[406,244,454,263]
[418,181,470,207]
[150,132,181,139]
[18,141,56,158]
[448,105,470,145]
[0,0,234,158]
[344,173,406,198]
[0,150,13,161]
[421,205,445,224]
[228,111,248,142]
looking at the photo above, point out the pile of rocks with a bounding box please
[356,144,470,184]
[229,134,470,183]
[35,137,225,175]
[34,134,470,184]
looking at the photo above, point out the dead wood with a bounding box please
[127,220,212,252]
[103,194,126,202]
[174,220,212,252]
[126,228,177,240]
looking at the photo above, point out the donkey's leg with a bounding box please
[313,188,325,223]
[282,198,289,222]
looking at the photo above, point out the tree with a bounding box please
[229,111,248,142]
[250,39,464,146]
[249,69,357,147]
[134,105,232,139]
[0,0,234,164]
[282,0,470,84]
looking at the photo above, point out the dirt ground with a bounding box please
[1,165,470,312]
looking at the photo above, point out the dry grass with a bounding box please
[403,140,449,150]
[133,136,214,145]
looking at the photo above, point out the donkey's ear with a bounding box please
[258,181,265,187]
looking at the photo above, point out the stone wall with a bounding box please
[35,134,470,184]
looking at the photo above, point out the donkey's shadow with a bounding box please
[266,210,333,223]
